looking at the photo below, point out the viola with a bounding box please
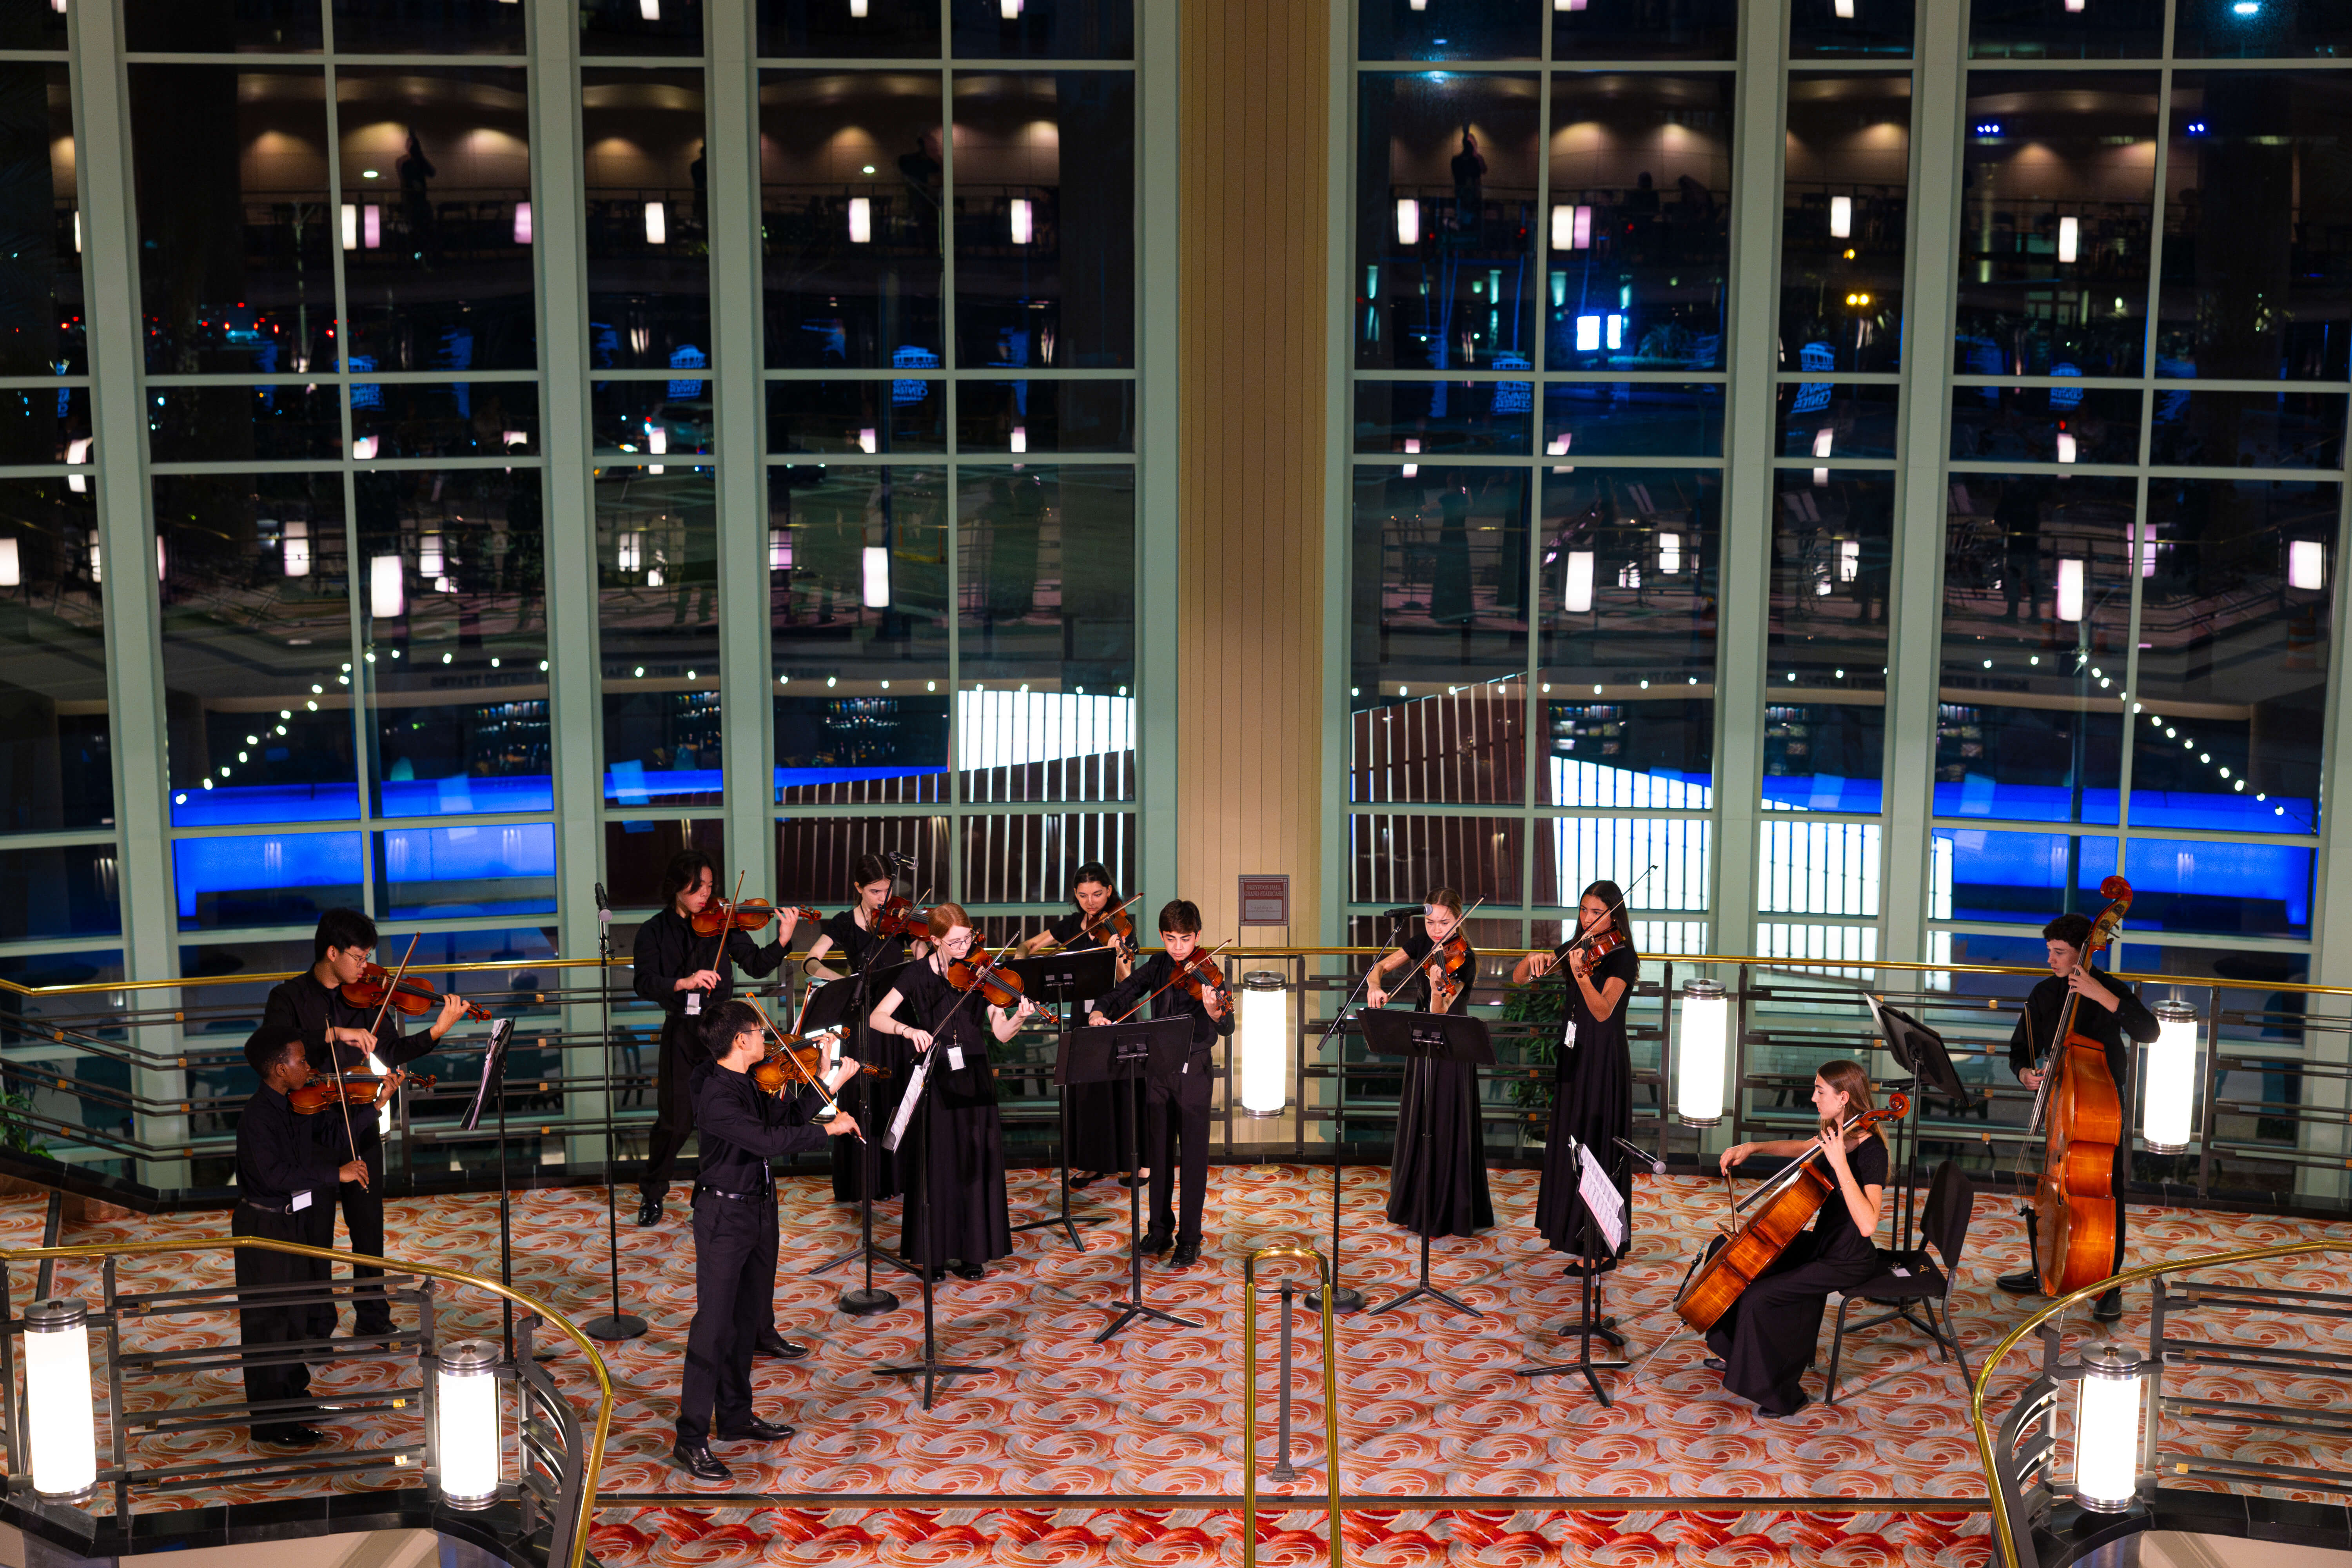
[752,1033,879,1097]
[947,954,1059,1025]
[292,1071,435,1116]
[2030,876,2134,1296]
[873,895,929,941]
[1425,929,1474,1013]
[691,899,820,939]
[340,964,488,1022]
[1672,1093,1909,1333]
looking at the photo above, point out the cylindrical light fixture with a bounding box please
[2143,999,2198,1155]
[23,1297,98,1502]
[1008,197,1033,244]
[2073,1341,2149,1513]
[2288,538,2325,591]
[2056,431,2078,464]
[370,554,405,619]
[1237,971,1289,1118]
[862,545,891,608]
[512,201,532,244]
[0,537,19,587]
[2058,215,2080,265]
[2056,556,2086,621]
[847,196,872,244]
[282,519,311,577]
[768,526,792,570]
[1676,978,1728,1127]
[1395,198,1419,247]
[1565,549,1594,613]
[1829,195,1852,238]
[644,200,668,245]
[435,1338,502,1510]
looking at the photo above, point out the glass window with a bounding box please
[1543,698,1712,807]
[331,0,525,55]
[593,378,712,459]
[957,379,1133,454]
[1932,828,2119,924]
[1791,0,1913,57]
[1548,74,1734,373]
[2120,837,2311,939]
[774,815,948,906]
[355,468,550,817]
[2150,390,2346,471]
[2134,478,2334,835]
[1935,702,2123,824]
[768,379,945,455]
[1553,0,1737,61]
[355,381,539,460]
[125,1,313,51]
[1358,72,1539,372]
[957,463,1134,696]
[1352,813,1524,908]
[2160,74,2352,385]
[1767,704,1886,813]
[2176,0,2352,59]
[149,385,341,464]
[1781,382,1899,461]
[1354,684,1527,805]
[1359,0,1539,62]
[1951,385,2143,466]
[603,818,723,907]
[129,67,334,376]
[1758,820,1879,916]
[953,73,1134,371]
[761,72,944,371]
[584,69,711,372]
[597,468,720,807]
[1970,0,2163,59]
[1782,74,1909,374]
[1356,380,1534,456]
[173,829,365,931]
[951,0,1132,61]
[582,0,706,55]
[759,0,940,58]
[1768,469,1893,799]
[1351,465,1531,714]
[0,387,88,467]
[1536,815,1710,914]
[156,472,359,826]
[0,66,82,377]
[771,464,950,804]
[0,0,70,49]
[1956,78,2160,379]
[337,68,535,374]
[1544,383,1724,457]
[0,479,109,834]
[376,823,557,919]
[962,811,1136,904]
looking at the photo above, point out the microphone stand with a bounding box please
[583,882,647,1341]
[1304,910,1416,1315]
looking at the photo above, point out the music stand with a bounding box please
[1361,1007,1494,1320]
[808,956,921,1315]
[1866,994,1973,1255]
[459,1019,518,1356]
[1513,1136,1632,1402]
[875,1029,1002,1409]
[1061,1017,1202,1343]
[1004,948,1118,1252]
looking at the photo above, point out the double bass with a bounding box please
[2030,876,2134,1296]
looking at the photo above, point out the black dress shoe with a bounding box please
[951,1261,984,1280]
[1758,1394,1811,1421]
[1169,1239,1201,1269]
[2091,1287,2124,1323]
[1702,1356,1727,1372]
[1071,1171,1107,1188]
[635,1196,664,1227]
[1139,1227,1173,1255]
[715,1416,795,1443]
[670,1441,731,1481]
[256,1424,326,1448]
[755,1337,810,1361]
[1995,1267,2043,1294]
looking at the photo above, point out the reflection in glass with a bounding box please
[1544,383,1723,457]
[957,379,1133,453]
[355,468,549,818]
[338,69,535,373]
[1539,815,1709,921]
[954,74,1134,370]
[593,378,711,459]
[377,824,557,919]
[768,379,944,454]
[1779,381,1899,461]
[173,829,365,931]
[1764,703,1882,811]
[1936,703,2122,824]
[130,67,334,375]
[125,1,313,51]
[1791,0,1913,57]
[2120,837,2311,939]
[331,0,524,54]
[1969,0,2163,59]
[759,0,940,58]
[0,385,86,468]
[1553,0,1737,61]
[1932,828,2118,924]
[951,0,1132,60]
[2135,478,2334,833]
[2175,0,2352,59]
[354,381,539,460]
[584,70,710,371]
[1358,73,1538,372]
[774,816,948,912]
[604,818,723,908]
[957,465,1135,691]
[1782,74,1908,374]
[156,472,359,826]
[1538,467,1719,685]
[761,73,942,370]
[1956,78,2158,378]
[1359,0,1539,62]
[1768,469,1893,693]
[0,0,72,49]
[962,812,1135,904]
[0,480,109,833]
[1352,465,1530,699]
[2150,391,2346,471]
[1541,698,1712,807]
[1354,684,1526,804]
[1352,814,1524,909]
[1951,384,2141,465]
[1356,380,1533,456]
[0,67,80,376]
[1548,74,1733,372]
[2160,75,2352,384]
[581,0,706,55]
[598,470,720,807]
[149,384,338,463]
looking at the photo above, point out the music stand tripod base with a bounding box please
[1359,1007,1496,1322]
[1004,947,1120,1252]
[581,1312,649,1341]
[1062,1016,1204,1343]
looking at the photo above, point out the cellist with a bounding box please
[1994,911,2160,1323]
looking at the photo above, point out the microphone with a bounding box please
[593,881,612,923]
[1381,906,1423,922]
[887,851,918,869]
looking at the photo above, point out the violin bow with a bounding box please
[1422,895,1488,1003]
[1070,891,1144,952]
[1107,939,1234,1025]
[702,868,748,974]
[745,997,862,1143]
[1553,864,1657,969]
[341,932,420,1189]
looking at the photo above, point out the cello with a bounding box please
[2030,875,2134,1296]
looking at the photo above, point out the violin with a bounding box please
[291,1071,435,1116]
[691,898,820,939]
[1075,895,1140,958]
[873,895,929,941]
[2030,876,2134,1296]
[752,1033,879,1097]
[1425,929,1474,1013]
[947,953,1059,1025]
[339,964,488,1022]
[1173,948,1232,1015]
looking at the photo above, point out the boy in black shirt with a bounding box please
[1089,900,1233,1270]
[1995,910,2160,1322]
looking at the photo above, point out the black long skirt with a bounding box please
[1065,1078,1139,1174]
[1534,1039,1633,1271]
[831,1028,909,1202]
[1703,1227,1882,1416]
[1385,1056,1494,1238]
[897,1087,1014,1267]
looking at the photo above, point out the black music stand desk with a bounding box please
[1004,947,1119,1250]
[1060,1016,1201,1343]
[1361,1006,1494,1320]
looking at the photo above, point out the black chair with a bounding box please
[1824,1158,1974,1405]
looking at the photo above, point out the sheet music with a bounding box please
[1576,1138,1626,1252]
[885,1056,930,1152]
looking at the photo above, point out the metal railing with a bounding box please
[0,1237,611,1568]
[1241,1245,1340,1568]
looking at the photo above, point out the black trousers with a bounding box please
[335,1141,394,1334]
[676,1189,777,1445]
[639,1013,704,1204]
[232,1202,329,1437]
[1145,1051,1214,1246]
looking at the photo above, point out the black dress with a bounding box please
[1381,931,1494,1238]
[820,909,916,1203]
[888,959,1014,1268]
[1044,910,1135,1174]
[1534,942,1641,1271]
[1705,1134,1891,1417]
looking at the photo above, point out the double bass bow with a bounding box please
[2029,876,2134,1296]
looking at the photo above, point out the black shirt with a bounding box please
[1096,951,1236,1051]
[2006,966,2160,1080]
[260,971,438,1148]
[1046,909,1134,958]
[818,909,916,977]
[1552,941,1641,1070]
[633,907,788,1017]
[885,958,1000,1103]
[235,1084,354,1209]
[1393,930,1477,1017]
[688,1060,831,1193]
[1812,1133,1891,1265]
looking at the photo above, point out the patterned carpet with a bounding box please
[5,1164,2349,1565]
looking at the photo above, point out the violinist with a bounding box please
[670,1000,862,1484]
[1707,1060,1890,1420]
[231,1024,374,1449]
[1364,889,1494,1240]
[632,852,799,1230]
[1088,900,1233,1270]
[1020,861,1137,1189]
[867,904,1031,1281]
[260,907,465,1340]
[1994,911,2159,1323]
[1513,880,1641,1276]
[801,853,929,1205]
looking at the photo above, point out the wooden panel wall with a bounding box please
[1176,0,1332,942]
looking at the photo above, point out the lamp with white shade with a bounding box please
[1238,971,1289,1118]
[434,1338,503,1510]
[22,1296,98,1503]
[2072,1342,2150,1513]
[1676,978,1728,1127]
[2142,999,2198,1156]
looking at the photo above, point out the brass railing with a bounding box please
[1241,1245,1341,1568]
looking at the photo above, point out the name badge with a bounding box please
[291,1191,312,1212]
[947,1046,966,1072]
[685,991,702,1016]
[1561,1018,1578,1052]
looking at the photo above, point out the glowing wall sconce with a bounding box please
[85,541,99,582]
[1829,196,1852,238]
[1001,0,1021,16]
[1575,313,1601,352]
[512,201,532,244]
[435,1338,503,1510]
[1838,537,1860,582]
[1009,198,1033,244]
[616,530,644,573]
[1833,0,1856,15]
[363,205,381,249]
[2057,556,2086,621]
[0,538,18,587]
[66,435,89,493]
[283,519,311,577]
[1555,0,1588,11]
[862,545,891,608]
[1564,549,1594,613]
[644,200,668,245]
[1658,531,1681,574]
[2143,999,2198,1155]
[370,555,406,619]
[2058,216,2079,264]
[639,0,661,17]
[2056,431,2078,464]
[419,530,444,579]
[341,203,358,250]
[851,0,869,15]
[1813,428,1835,459]
[1675,978,1729,1127]
[1010,425,1027,454]
[858,426,878,454]
[352,435,379,459]
[1551,204,1592,250]
[23,1298,98,1502]
[1238,972,1290,1117]
[2289,539,2326,591]
[1396,198,1420,247]
[848,196,872,243]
